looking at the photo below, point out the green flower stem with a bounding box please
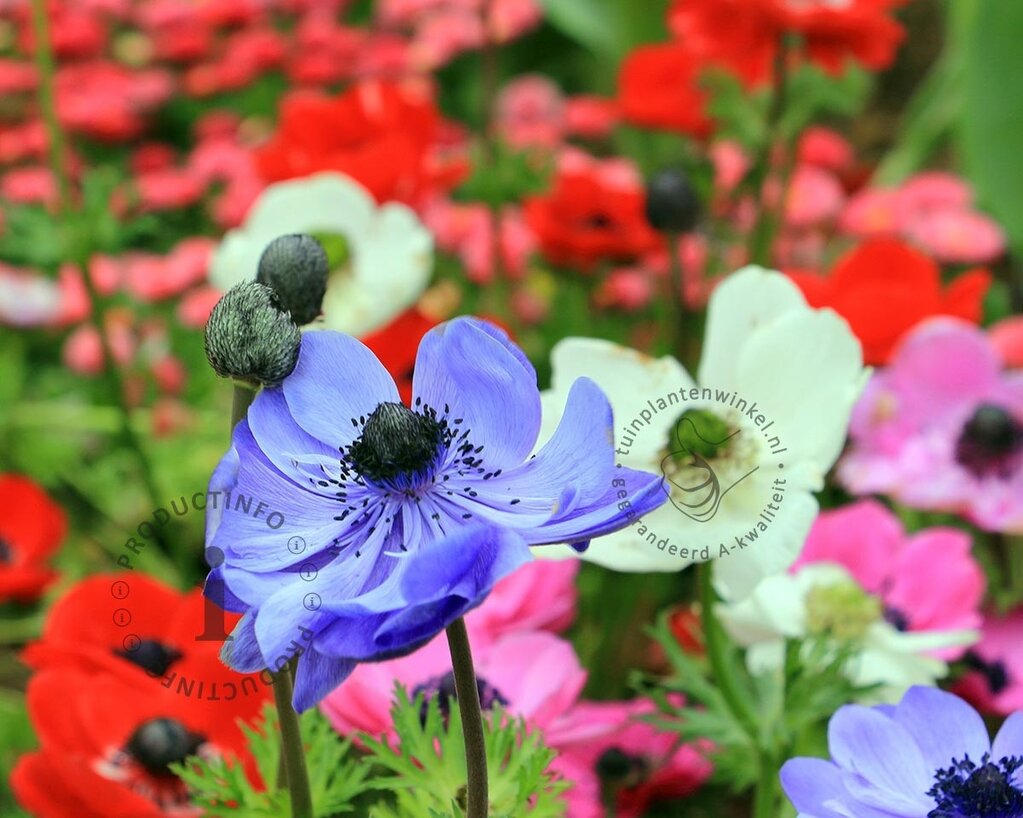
[446,616,489,818]
[698,564,783,816]
[231,383,258,430]
[747,37,792,267]
[29,0,171,563]
[752,753,779,818]
[667,230,695,367]
[28,0,70,211]
[271,660,314,818]
[696,563,758,736]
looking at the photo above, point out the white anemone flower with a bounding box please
[538,266,867,600]
[716,563,977,700]
[209,172,432,336]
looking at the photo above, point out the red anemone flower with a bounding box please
[617,43,714,138]
[786,239,991,365]
[668,0,905,85]
[12,668,262,818]
[361,307,440,406]
[0,474,65,602]
[254,79,466,205]
[524,153,663,270]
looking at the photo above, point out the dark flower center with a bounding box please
[884,605,911,632]
[585,212,613,230]
[114,639,183,677]
[124,718,205,777]
[965,651,1011,695]
[348,402,444,484]
[0,537,12,564]
[596,746,649,789]
[412,671,508,723]
[929,754,1023,818]
[955,404,1023,479]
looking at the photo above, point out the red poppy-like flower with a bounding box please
[12,667,261,818]
[16,572,270,816]
[617,43,713,138]
[360,306,440,405]
[786,239,991,365]
[524,151,663,270]
[0,475,65,602]
[23,572,269,703]
[254,79,466,204]
[669,0,904,85]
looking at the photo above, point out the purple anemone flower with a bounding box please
[204,317,664,710]
[781,686,1023,818]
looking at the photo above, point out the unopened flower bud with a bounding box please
[204,282,301,388]
[255,234,329,326]
[645,168,701,233]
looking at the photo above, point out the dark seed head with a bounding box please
[348,402,443,484]
[965,651,1011,696]
[204,281,301,388]
[115,639,182,677]
[596,746,649,788]
[0,538,12,564]
[954,403,1023,479]
[644,168,701,233]
[255,234,330,326]
[125,718,205,777]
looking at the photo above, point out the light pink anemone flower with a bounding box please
[840,319,1023,533]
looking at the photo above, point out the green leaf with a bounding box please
[536,0,618,56]
[362,685,567,818]
[170,704,371,818]
[961,0,1023,254]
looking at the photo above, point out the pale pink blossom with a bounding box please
[903,208,1006,265]
[839,187,901,236]
[797,126,854,171]
[0,167,56,205]
[134,168,205,212]
[0,265,62,327]
[895,171,973,213]
[495,74,565,149]
[594,267,654,311]
[708,139,750,199]
[564,95,618,139]
[990,317,1023,369]
[783,165,845,229]
[176,286,222,328]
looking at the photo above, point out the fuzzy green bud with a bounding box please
[204,282,301,388]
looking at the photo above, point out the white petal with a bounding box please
[207,172,432,336]
[540,337,695,465]
[735,308,866,474]
[697,266,808,387]
[320,202,433,336]
[712,489,821,601]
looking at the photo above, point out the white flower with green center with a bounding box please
[210,172,432,336]
[716,563,977,699]
[537,266,868,600]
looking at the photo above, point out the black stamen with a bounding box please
[124,718,205,777]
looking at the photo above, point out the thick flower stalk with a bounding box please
[205,317,664,710]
